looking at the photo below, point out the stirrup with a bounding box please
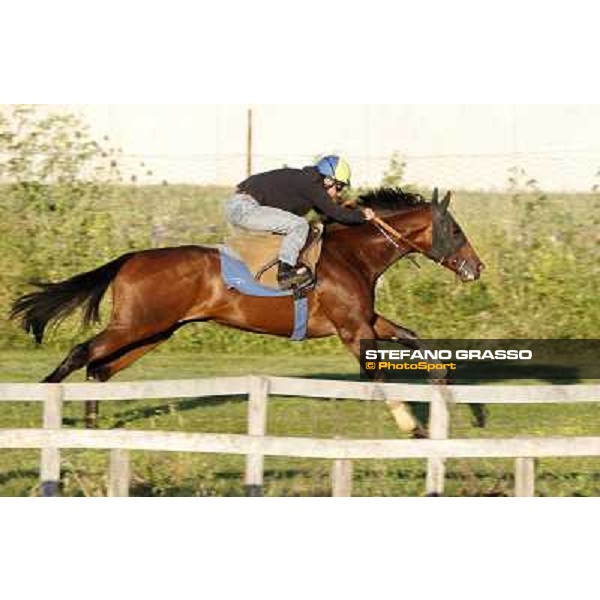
[290,265,315,294]
[278,263,313,291]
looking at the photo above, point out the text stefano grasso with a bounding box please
[364,349,533,361]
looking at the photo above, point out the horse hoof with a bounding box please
[412,426,429,439]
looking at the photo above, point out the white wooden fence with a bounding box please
[0,377,598,497]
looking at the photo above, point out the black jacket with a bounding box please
[237,167,366,225]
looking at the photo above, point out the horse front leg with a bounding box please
[373,315,419,347]
[373,315,428,438]
[373,315,487,432]
[332,318,426,438]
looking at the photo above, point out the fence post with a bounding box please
[108,449,131,497]
[41,385,63,497]
[331,458,354,497]
[426,384,451,496]
[515,458,536,497]
[245,376,269,497]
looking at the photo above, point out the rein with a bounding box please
[372,215,442,264]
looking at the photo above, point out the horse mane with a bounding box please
[358,187,429,213]
[323,187,430,235]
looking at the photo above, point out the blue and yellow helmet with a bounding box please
[315,155,352,187]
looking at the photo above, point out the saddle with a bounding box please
[224,221,325,289]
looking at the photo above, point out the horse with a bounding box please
[11,187,484,434]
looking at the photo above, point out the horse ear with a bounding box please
[441,191,452,213]
[432,188,439,206]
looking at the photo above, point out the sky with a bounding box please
[55,105,600,190]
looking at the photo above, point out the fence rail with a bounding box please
[1,377,598,403]
[2,429,599,459]
[0,377,598,497]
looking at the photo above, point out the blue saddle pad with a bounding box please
[218,246,309,341]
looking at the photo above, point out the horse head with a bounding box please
[429,188,484,282]
[360,187,484,282]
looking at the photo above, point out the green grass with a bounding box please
[0,349,598,497]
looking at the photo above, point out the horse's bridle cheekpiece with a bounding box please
[371,189,465,266]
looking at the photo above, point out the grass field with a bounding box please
[0,349,598,497]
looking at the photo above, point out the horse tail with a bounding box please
[10,253,135,345]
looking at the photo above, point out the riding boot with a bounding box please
[296,263,315,288]
[277,262,313,290]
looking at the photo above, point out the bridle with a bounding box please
[372,214,468,274]
[372,215,444,263]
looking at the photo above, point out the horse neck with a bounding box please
[327,207,430,281]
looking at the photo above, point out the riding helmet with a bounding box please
[315,156,352,186]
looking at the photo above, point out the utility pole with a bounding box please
[246,107,253,177]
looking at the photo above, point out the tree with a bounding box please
[381,152,407,188]
[0,105,124,288]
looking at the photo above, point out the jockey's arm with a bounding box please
[311,189,366,225]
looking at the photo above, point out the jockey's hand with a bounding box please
[363,208,376,221]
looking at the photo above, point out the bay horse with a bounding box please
[11,188,484,434]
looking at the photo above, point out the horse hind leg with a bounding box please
[42,341,93,384]
[83,343,158,429]
[41,338,102,428]
[87,331,174,382]
[40,326,163,427]
[84,328,177,428]
[40,320,147,385]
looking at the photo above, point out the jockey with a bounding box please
[226,156,375,290]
